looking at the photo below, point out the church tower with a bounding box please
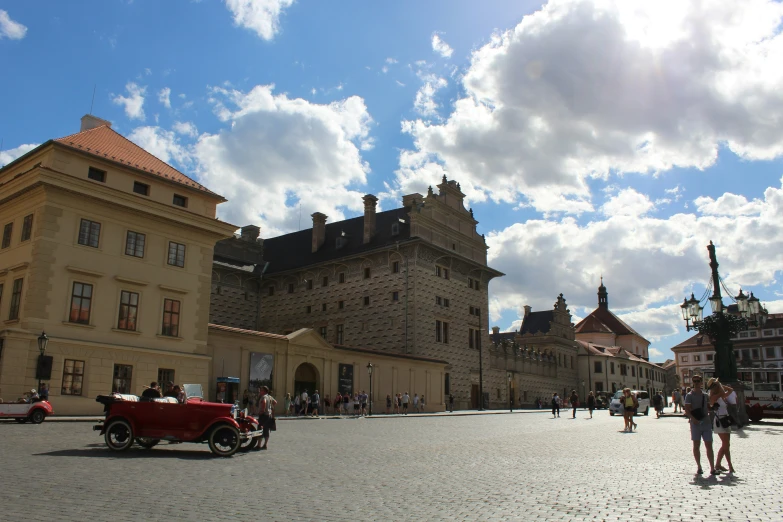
[598,277,608,309]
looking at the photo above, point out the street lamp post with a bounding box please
[37,331,49,395]
[681,241,768,425]
[366,363,373,416]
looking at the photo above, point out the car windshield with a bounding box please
[613,391,625,400]
[183,384,203,399]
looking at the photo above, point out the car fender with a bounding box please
[29,403,53,417]
[101,415,136,435]
[199,417,241,439]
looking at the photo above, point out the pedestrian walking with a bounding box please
[448,394,454,412]
[707,378,736,474]
[353,393,361,416]
[255,386,276,451]
[311,390,320,417]
[300,390,309,416]
[621,388,638,432]
[334,392,342,415]
[324,394,331,414]
[343,393,349,415]
[569,390,579,419]
[413,393,420,413]
[653,391,664,418]
[38,383,49,401]
[420,395,425,412]
[684,376,717,475]
[283,393,291,417]
[672,389,682,413]
[551,393,560,418]
[386,394,392,414]
[586,391,596,419]
[402,392,410,414]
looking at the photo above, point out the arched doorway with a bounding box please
[294,363,319,398]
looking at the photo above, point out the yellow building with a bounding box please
[0,115,236,414]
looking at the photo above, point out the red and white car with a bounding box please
[0,398,53,424]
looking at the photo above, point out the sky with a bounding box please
[2,0,783,362]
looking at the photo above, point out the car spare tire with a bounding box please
[208,425,241,457]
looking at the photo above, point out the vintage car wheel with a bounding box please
[105,419,134,451]
[208,425,241,457]
[135,437,160,449]
[29,410,46,424]
[239,424,260,452]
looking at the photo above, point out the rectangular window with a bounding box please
[338,300,344,310]
[336,324,344,344]
[1,223,11,248]
[268,286,274,296]
[158,368,175,387]
[161,299,181,337]
[319,326,327,339]
[444,298,450,307]
[364,296,370,306]
[117,290,139,331]
[469,306,474,315]
[61,359,85,396]
[469,328,474,349]
[306,305,312,314]
[436,266,441,277]
[752,349,760,360]
[288,283,294,294]
[167,242,186,267]
[133,181,150,196]
[436,320,442,343]
[444,268,449,280]
[21,214,33,242]
[594,361,602,373]
[762,329,774,337]
[570,356,574,368]
[610,362,615,375]
[766,347,777,358]
[322,276,328,287]
[321,303,327,312]
[436,296,442,305]
[694,355,701,362]
[681,355,689,362]
[364,267,371,279]
[435,321,449,343]
[9,278,23,320]
[173,194,188,207]
[392,291,399,301]
[468,277,473,288]
[338,272,345,283]
[88,167,106,182]
[392,261,400,273]
[69,282,92,324]
[306,279,313,290]
[112,364,133,394]
[78,219,101,248]
[125,231,146,257]
[631,366,635,377]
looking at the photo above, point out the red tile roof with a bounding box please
[575,306,648,342]
[54,124,220,197]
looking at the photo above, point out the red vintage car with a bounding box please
[93,384,262,457]
[0,397,53,424]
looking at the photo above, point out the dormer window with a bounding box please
[391,223,400,236]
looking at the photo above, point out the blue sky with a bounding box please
[2,0,783,361]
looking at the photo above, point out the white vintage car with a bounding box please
[0,398,53,424]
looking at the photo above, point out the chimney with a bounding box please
[80,114,112,132]
[523,305,532,317]
[240,225,260,242]
[311,212,327,253]
[362,194,378,244]
[492,326,500,335]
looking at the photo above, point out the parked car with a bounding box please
[608,390,650,416]
[93,384,262,457]
[0,396,53,424]
[594,391,613,409]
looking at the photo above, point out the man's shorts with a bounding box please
[690,421,713,442]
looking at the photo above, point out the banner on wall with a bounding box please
[249,353,274,393]
[338,363,353,395]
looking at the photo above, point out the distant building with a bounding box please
[576,341,668,396]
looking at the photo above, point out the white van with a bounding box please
[608,390,650,416]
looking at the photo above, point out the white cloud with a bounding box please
[431,33,453,58]
[144,68,152,76]
[694,193,764,216]
[158,87,171,108]
[112,82,147,120]
[195,84,373,235]
[0,143,38,166]
[386,57,398,64]
[381,66,389,74]
[393,0,783,215]
[172,121,198,137]
[225,0,294,41]
[395,80,405,87]
[485,178,783,348]
[601,188,655,217]
[414,76,448,117]
[127,126,191,167]
[0,10,27,40]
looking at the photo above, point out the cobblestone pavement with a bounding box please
[2,406,782,521]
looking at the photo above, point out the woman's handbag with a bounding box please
[717,415,733,429]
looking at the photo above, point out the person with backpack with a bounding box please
[551,393,560,418]
[310,390,320,417]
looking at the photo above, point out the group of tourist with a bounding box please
[684,375,738,476]
[242,389,431,417]
[140,381,186,402]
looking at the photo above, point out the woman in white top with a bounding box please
[707,378,735,474]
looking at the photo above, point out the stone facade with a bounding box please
[258,176,503,409]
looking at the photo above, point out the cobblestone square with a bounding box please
[1,408,782,521]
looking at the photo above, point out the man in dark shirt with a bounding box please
[163,381,177,398]
[141,382,162,399]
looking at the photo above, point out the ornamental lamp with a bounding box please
[37,331,49,356]
[367,362,373,376]
[734,289,749,317]
[747,292,761,316]
[709,295,723,315]
[680,298,690,321]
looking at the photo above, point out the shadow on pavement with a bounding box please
[690,474,743,489]
[32,446,243,460]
